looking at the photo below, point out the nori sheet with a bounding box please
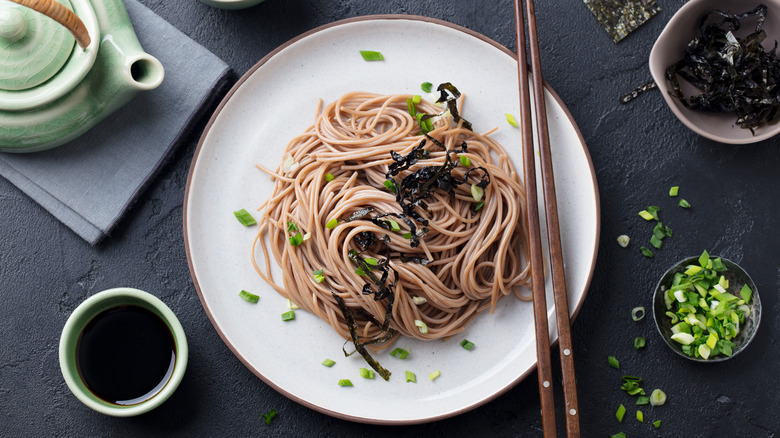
[585,0,661,43]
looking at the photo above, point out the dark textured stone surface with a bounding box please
[2,0,779,436]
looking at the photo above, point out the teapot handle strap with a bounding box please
[8,0,91,49]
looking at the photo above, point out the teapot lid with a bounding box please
[0,0,98,111]
[0,0,75,91]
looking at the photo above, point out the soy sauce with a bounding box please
[76,305,175,405]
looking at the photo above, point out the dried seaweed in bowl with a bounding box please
[585,0,661,43]
[666,5,780,133]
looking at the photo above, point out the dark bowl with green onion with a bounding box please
[652,253,761,362]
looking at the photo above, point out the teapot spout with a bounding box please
[126,53,164,91]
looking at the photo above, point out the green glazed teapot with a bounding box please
[0,0,164,152]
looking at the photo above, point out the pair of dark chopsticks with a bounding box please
[514,1,580,437]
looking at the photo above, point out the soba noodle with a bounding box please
[251,89,531,356]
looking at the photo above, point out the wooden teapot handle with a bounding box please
[8,0,91,49]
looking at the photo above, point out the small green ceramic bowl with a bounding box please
[652,256,761,362]
[59,287,188,416]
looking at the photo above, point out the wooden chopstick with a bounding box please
[514,1,581,437]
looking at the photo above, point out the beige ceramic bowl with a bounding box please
[649,0,780,144]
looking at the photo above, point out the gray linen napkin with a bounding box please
[0,0,231,244]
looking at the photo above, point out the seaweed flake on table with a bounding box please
[584,0,661,43]
[666,5,780,133]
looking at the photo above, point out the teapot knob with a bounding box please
[0,7,27,43]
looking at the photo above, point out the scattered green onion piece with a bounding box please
[740,284,753,303]
[338,379,353,387]
[287,299,299,310]
[312,269,325,283]
[474,201,485,212]
[364,257,378,266]
[471,184,484,202]
[325,218,339,229]
[505,113,519,127]
[669,186,679,197]
[281,310,295,321]
[359,50,384,61]
[631,306,645,321]
[302,232,311,241]
[460,339,475,350]
[390,348,410,359]
[640,246,653,258]
[678,199,691,208]
[325,173,335,182]
[359,367,375,379]
[405,371,416,383]
[261,409,277,425]
[239,289,259,304]
[636,410,644,423]
[616,404,626,422]
[429,370,441,381]
[321,358,336,367]
[650,234,663,249]
[412,296,427,305]
[653,420,662,429]
[636,396,650,405]
[286,221,299,232]
[610,433,626,438]
[355,267,367,277]
[288,233,303,246]
[638,210,655,221]
[421,82,433,93]
[459,155,471,167]
[634,337,646,349]
[617,234,630,248]
[383,179,397,193]
[233,209,257,226]
[407,97,417,117]
[650,389,667,406]
[414,319,429,334]
[402,232,412,239]
[608,355,620,369]
[646,206,661,220]
[381,218,401,232]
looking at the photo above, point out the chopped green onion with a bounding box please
[474,201,485,212]
[286,221,299,232]
[669,186,679,197]
[383,179,397,193]
[504,113,519,127]
[429,370,441,381]
[381,218,401,232]
[634,337,646,349]
[359,50,384,61]
[233,209,257,226]
[411,296,427,305]
[321,358,336,367]
[364,257,378,266]
[646,206,661,219]
[636,410,644,422]
[325,173,335,182]
[287,299,299,310]
[261,409,277,425]
[288,233,303,246]
[608,355,620,369]
[678,199,691,208]
[459,155,471,167]
[405,371,416,383]
[281,310,295,321]
[355,267,367,277]
[653,420,662,429]
[460,339,475,350]
[617,235,630,248]
[414,319,429,334]
[312,269,325,283]
[636,396,650,405]
[338,379,353,387]
[402,232,412,239]
[740,284,753,303]
[325,218,339,229]
[616,404,626,422]
[650,234,663,249]
[471,184,484,202]
[650,389,667,406]
[640,246,653,258]
[359,367,375,379]
[610,433,627,438]
[410,94,421,104]
[390,348,409,359]
[239,289,259,304]
[421,82,433,93]
[631,306,645,321]
[638,210,655,221]
[407,97,417,117]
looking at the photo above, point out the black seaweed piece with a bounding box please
[435,82,473,131]
[354,231,376,250]
[332,292,393,381]
[585,0,661,43]
[343,207,375,222]
[666,5,780,132]
[619,79,657,104]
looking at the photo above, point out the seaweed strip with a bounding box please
[585,0,660,43]
[435,83,473,131]
[619,79,657,104]
[332,292,393,381]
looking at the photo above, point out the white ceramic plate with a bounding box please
[185,15,600,424]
